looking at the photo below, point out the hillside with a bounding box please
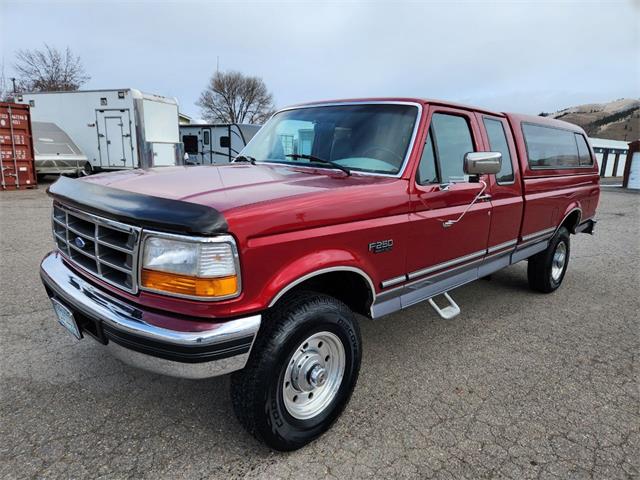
[541,98,640,141]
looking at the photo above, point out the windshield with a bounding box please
[240,103,419,175]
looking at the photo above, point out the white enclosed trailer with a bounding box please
[180,123,261,164]
[16,89,181,171]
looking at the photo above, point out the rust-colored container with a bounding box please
[0,102,37,190]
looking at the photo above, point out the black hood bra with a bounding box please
[47,176,228,235]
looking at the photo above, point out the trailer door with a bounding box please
[96,110,133,168]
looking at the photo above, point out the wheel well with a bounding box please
[561,209,581,234]
[275,271,374,317]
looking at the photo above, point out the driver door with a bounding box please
[405,107,491,302]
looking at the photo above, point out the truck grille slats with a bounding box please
[52,203,141,293]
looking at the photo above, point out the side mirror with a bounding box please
[464,152,502,175]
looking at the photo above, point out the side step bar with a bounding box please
[428,292,461,320]
[575,219,596,235]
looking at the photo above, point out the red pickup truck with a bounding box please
[40,98,599,450]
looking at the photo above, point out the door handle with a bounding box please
[478,194,492,201]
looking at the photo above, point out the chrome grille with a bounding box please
[52,203,141,293]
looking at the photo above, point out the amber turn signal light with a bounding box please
[141,269,238,298]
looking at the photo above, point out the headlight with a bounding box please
[140,234,240,299]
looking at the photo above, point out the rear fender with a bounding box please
[557,205,582,234]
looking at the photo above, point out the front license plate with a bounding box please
[51,298,82,340]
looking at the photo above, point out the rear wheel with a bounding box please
[527,226,570,293]
[230,292,361,451]
[79,162,93,177]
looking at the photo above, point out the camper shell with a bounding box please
[180,123,260,164]
[16,89,181,171]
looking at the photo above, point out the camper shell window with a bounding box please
[522,123,587,169]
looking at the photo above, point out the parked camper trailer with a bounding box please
[180,123,260,164]
[16,89,181,171]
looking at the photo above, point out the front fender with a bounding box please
[263,249,376,308]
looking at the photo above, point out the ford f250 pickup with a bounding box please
[40,98,599,450]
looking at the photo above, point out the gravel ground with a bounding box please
[0,183,638,479]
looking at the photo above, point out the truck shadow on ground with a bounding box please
[79,264,534,455]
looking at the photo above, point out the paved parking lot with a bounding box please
[1,184,638,479]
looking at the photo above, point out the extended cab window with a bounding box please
[483,117,514,183]
[575,133,593,166]
[522,123,581,169]
[431,113,474,183]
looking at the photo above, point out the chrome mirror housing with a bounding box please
[464,152,502,175]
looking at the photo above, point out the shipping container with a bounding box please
[0,102,37,190]
[15,89,182,172]
[180,123,261,164]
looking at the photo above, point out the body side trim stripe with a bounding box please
[521,227,556,242]
[407,249,487,281]
[487,239,518,254]
[381,275,407,289]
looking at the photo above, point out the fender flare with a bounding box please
[266,252,376,308]
[556,206,582,235]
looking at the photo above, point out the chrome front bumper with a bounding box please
[40,252,261,379]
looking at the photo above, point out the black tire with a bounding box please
[79,162,93,177]
[230,291,361,451]
[527,226,570,293]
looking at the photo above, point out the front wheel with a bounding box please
[230,292,361,451]
[527,226,570,293]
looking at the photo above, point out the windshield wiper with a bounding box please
[234,155,256,164]
[285,154,351,176]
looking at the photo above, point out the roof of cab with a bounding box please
[504,112,586,133]
[281,97,587,134]
[286,97,504,117]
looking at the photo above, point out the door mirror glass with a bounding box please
[464,152,502,175]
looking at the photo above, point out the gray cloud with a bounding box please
[1,0,638,118]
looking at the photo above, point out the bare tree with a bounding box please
[13,44,90,92]
[197,70,275,124]
[0,63,11,101]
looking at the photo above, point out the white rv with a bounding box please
[180,123,261,164]
[16,89,181,172]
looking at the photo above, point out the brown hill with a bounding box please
[541,99,640,142]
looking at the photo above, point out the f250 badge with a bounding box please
[368,239,393,254]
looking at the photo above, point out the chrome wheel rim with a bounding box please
[282,331,345,420]
[551,241,567,282]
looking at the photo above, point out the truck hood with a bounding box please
[83,164,395,213]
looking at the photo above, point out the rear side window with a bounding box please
[574,133,593,166]
[431,113,474,183]
[483,117,514,183]
[522,123,581,169]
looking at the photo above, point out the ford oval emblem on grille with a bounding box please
[74,237,86,248]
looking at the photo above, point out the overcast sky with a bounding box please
[1,0,638,120]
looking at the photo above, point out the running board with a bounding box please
[427,292,460,320]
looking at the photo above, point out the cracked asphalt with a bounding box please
[1,183,638,479]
